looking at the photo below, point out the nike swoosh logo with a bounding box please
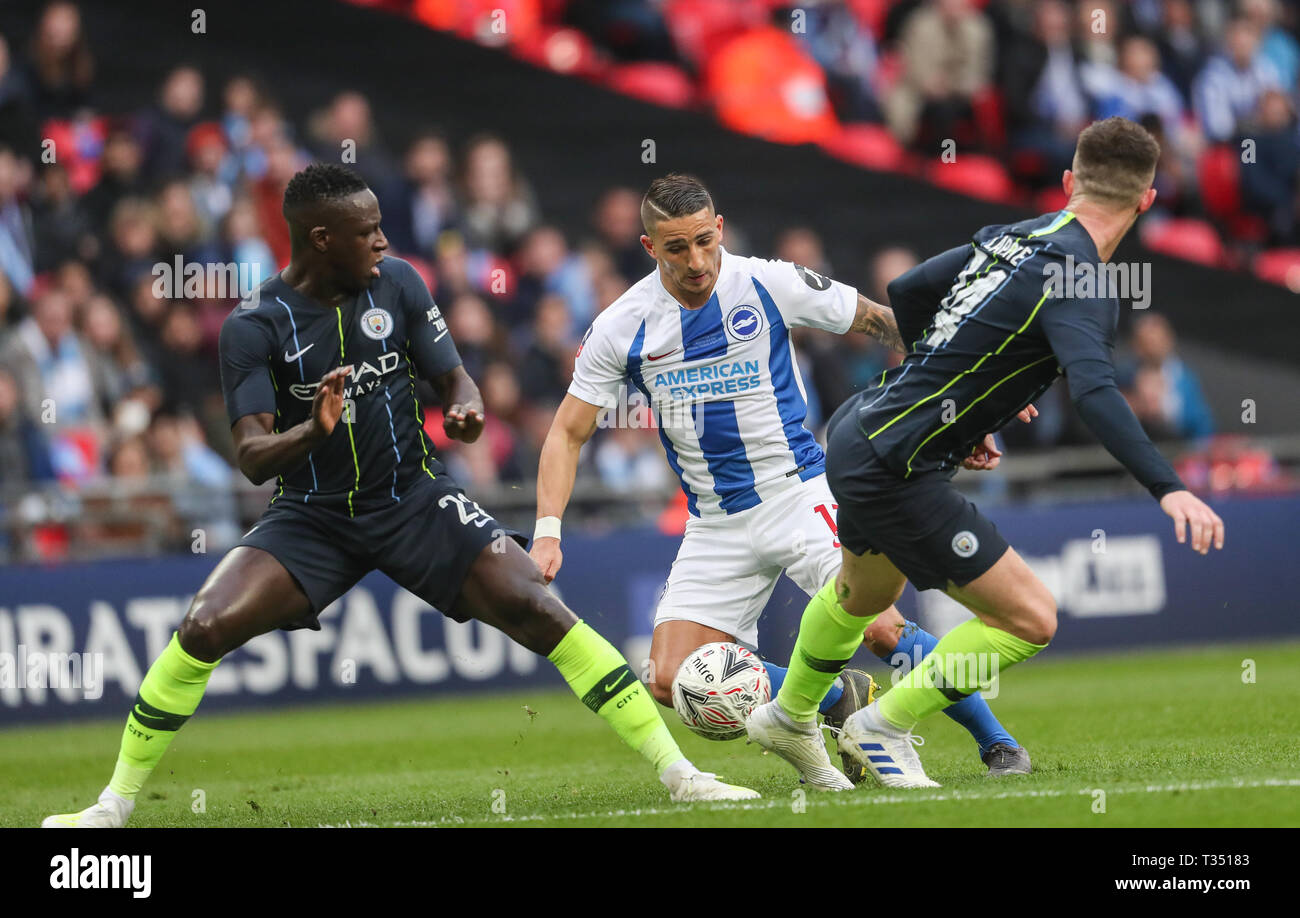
[604,672,632,694]
[285,344,314,362]
[647,348,680,361]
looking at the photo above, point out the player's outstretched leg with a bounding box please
[745,560,904,790]
[456,541,759,802]
[43,547,315,827]
[864,609,1031,776]
[843,548,1054,785]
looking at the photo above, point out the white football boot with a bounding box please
[661,760,761,802]
[42,786,135,827]
[837,702,940,788]
[745,700,853,791]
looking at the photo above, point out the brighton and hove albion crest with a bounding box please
[726,304,764,341]
[361,307,393,340]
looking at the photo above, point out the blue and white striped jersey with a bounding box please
[569,247,856,518]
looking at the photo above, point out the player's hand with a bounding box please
[963,434,1003,470]
[530,536,562,583]
[444,403,485,443]
[310,365,352,439]
[1017,403,1039,424]
[1159,490,1225,555]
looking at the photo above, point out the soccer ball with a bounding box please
[671,642,771,741]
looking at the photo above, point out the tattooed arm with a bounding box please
[850,294,906,354]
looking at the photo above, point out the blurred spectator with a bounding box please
[1125,364,1183,441]
[385,130,458,257]
[1237,89,1299,244]
[24,1,94,119]
[596,424,670,493]
[0,144,35,296]
[1194,18,1281,142]
[1241,0,1300,91]
[186,121,233,235]
[792,0,883,123]
[592,186,645,282]
[459,133,539,253]
[885,0,995,149]
[1001,0,1090,182]
[309,91,402,211]
[79,292,152,405]
[1154,0,1210,104]
[518,292,577,402]
[0,33,39,154]
[1127,313,1214,440]
[31,162,94,271]
[512,225,597,330]
[138,65,205,179]
[1083,36,1186,138]
[81,127,146,233]
[0,287,103,428]
[0,365,55,487]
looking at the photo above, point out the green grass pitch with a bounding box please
[4,641,1299,827]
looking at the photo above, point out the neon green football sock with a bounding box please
[108,632,220,799]
[777,578,877,723]
[548,620,684,775]
[876,617,1046,731]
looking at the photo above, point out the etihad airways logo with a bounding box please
[289,352,402,400]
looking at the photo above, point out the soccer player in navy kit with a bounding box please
[747,118,1226,788]
[43,165,754,827]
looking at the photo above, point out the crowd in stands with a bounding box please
[379,0,1300,273]
[0,1,1281,559]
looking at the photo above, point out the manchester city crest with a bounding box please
[361,307,393,340]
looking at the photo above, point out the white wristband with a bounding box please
[534,516,562,541]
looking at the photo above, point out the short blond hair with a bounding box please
[1071,117,1160,207]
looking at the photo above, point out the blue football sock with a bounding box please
[884,620,1017,757]
[765,662,844,714]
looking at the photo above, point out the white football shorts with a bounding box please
[652,473,843,648]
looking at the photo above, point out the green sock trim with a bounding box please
[549,621,684,775]
[876,618,1048,731]
[777,579,874,722]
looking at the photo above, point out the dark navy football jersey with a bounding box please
[856,210,1128,478]
[219,256,461,516]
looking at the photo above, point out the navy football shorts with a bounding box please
[237,473,526,628]
[824,399,1009,592]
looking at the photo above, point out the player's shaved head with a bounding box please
[282,162,370,240]
[641,173,714,236]
[1071,117,1160,208]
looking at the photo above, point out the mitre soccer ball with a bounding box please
[671,642,771,741]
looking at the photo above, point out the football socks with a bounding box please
[108,632,219,800]
[776,578,878,723]
[763,663,845,714]
[876,618,1046,731]
[882,620,1017,756]
[548,620,684,775]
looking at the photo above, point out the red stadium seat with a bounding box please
[1139,217,1225,267]
[1198,144,1242,221]
[606,62,696,109]
[663,0,765,66]
[924,154,1017,203]
[817,123,909,172]
[1252,248,1300,291]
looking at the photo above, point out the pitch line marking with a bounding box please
[315,777,1300,827]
